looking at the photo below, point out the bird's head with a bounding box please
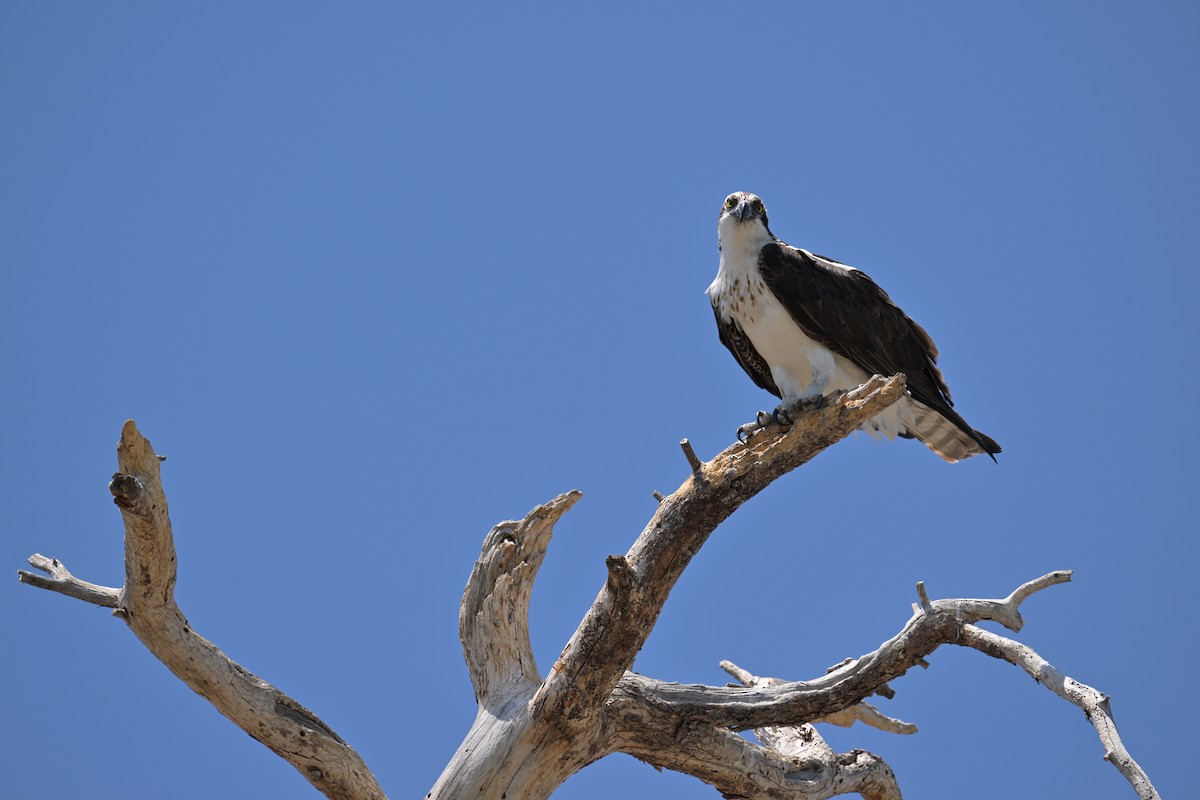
[717,191,774,252]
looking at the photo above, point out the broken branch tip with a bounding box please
[679,438,703,474]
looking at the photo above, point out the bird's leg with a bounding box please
[792,367,832,410]
[736,369,833,442]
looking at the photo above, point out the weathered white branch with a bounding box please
[610,574,1157,799]
[720,660,917,735]
[429,375,910,799]
[22,420,386,800]
[21,384,1159,800]
[610,665,902,800]
[460,490,581,706]
[725,660,903,800]
[615,707,901,800]
[613,572,1072,731]
[808,703,916,735]
[429,376,1156,800]
[537,375,909,727]
[958,624,1160,800]
[429,494,604,800]
[18,554,121,609]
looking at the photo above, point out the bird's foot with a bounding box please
[736,412,773,442]
[796,393,828,411]
[736,405,796,442]
[735,395,835,442]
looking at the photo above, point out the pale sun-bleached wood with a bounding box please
[18,554,121,608]
[719,660,918,735]
[459,490,582,705]
[720,660,903,800]
[607,574,1159,799]
[22,420,385,800]
[609,693,902,800]
[959,624,1159,800]
[614,572,1075,731]
[429,375,911,799]
[538,375,911,726]
[19,374,1160,800]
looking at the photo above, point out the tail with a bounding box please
[905,400,1001,463]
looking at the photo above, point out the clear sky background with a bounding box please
[3,3,1193,798]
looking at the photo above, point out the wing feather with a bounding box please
[757,243,999,457]
[712,305,782,398]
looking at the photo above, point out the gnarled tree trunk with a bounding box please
[18,375,1159,800]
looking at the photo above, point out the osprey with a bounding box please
[708,191,1000,462]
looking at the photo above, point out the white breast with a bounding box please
[708,238,915,441]
[709,236,847,403]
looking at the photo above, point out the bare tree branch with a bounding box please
[612,572,1072,731]
[610,676,902,800]
[608,573,1157,800]
[460,490,582,706]
[18,554,121,608]
[807,703,916,735]
[536,374,909,726]
[20,383,1159,800]
[719,660,917,735]
[427,374,1157,800]
[429,376,910,800]
[958,625,1160,800]
[723,660,903,800]
[21,420,386,800]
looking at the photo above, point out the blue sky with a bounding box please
[3,3,1193,798]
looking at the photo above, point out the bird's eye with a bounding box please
[753,201,765,215]
[725,196,738,209]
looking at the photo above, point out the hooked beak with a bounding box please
[734,200,755,221]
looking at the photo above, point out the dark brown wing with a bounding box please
[757,242,999,457]
[712,303,781,399]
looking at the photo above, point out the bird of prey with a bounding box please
[707,191,1000,462]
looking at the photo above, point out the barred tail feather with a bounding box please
[907,400,1001,463]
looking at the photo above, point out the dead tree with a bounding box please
[18,374,1159,800]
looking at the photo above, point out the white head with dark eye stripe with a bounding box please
[717,191,774,253]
